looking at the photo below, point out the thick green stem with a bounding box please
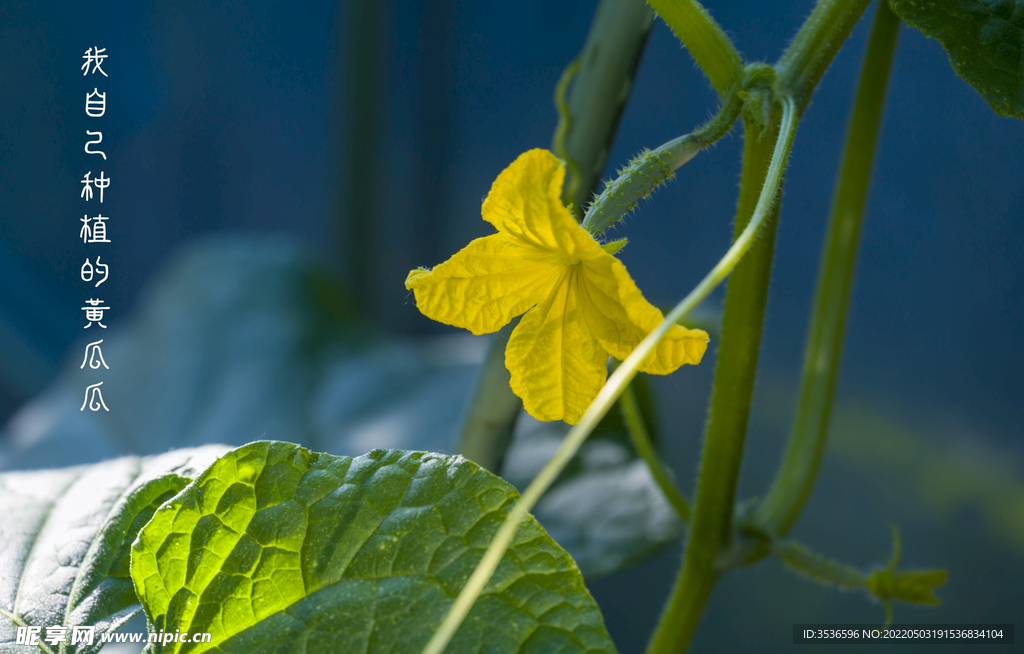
[619,371,692,522]
[775,0,873,114]
[646,0,743,96]
[559,0,656,215]
[646,99,797,654]
[756,0,900,537]
[457,0,655,469]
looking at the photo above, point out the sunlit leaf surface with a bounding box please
[132,441,618,654]
[0,447,226,653]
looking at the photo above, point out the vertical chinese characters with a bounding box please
[80,47,111,412]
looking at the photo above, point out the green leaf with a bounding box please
[0,447,226,654]
[890,0,1024,118]
[131,442,618,654]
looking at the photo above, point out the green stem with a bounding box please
[455,322,520,473]
[646,98,798,654]
[618,370,691,522]
[775,0,873,113]
[422,97,797,654]
[770,530,946,626]
[646,0,743,96]
[344,0,382,314]
[756,0,900,538]
[559,0,656,215]
[552,58,582,209]
[771,539,869,591]
[457,0,655,469]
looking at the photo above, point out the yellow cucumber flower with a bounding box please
[406,149,708,424]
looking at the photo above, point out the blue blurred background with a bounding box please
[1,0,1022,651]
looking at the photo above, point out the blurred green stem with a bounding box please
[558,0,655,215]
[455,322,519,473]
[771,538,871,590]
[617,366,691,522]
[344,0,381,313]
[756,0,900,537]
[646,97,797,654]
[457,0,655,472]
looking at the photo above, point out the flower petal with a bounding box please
[506,269,608,424]
[482,149,587,258]
[405,233,563,335]
[579,252,708,374]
